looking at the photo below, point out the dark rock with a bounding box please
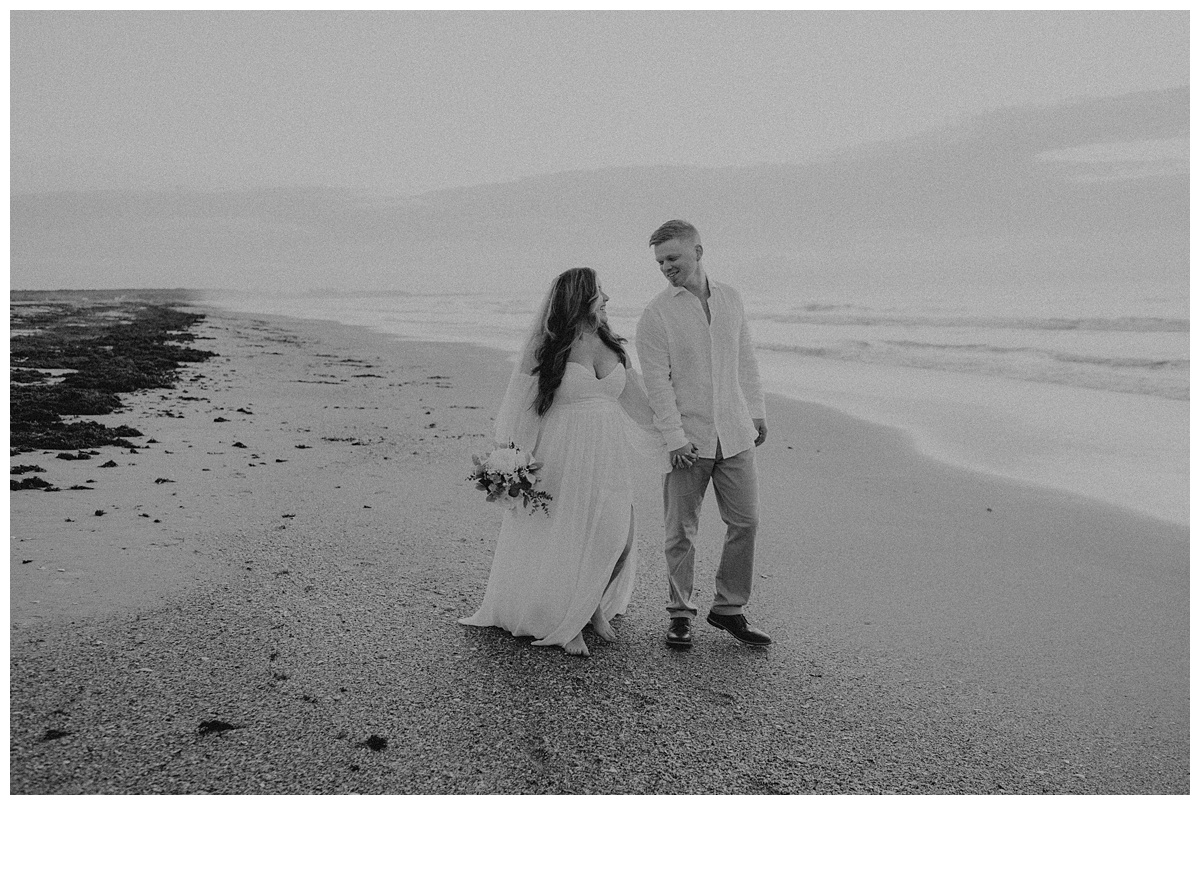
[10,465,45,475]
[197,719,242,735]
[359,735,388,752]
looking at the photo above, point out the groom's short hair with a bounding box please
[649,219,700,248]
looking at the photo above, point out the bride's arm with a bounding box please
[618,365,658,430]
[619,365,670,473]
[493,359,541,453]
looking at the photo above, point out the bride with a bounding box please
[459,267,666,656]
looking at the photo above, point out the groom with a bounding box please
[635,220,772,648]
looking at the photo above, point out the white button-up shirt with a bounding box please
[635,278,766,459]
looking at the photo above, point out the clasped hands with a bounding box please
[670,420,768,469]
[670,442,699,469]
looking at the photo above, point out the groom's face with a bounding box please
[654,238,702,289]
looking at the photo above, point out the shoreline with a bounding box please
[10,302,1189,794]
[757,351,1188,527]
[201,294,1188,527]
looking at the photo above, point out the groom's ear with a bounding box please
[695,243,704,260]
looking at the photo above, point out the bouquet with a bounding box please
[468,442,552,515]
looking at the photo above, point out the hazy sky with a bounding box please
[9,9,1189,196]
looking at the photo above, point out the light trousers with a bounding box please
[662,444,759,619]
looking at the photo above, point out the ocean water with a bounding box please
[197,286,1189,526]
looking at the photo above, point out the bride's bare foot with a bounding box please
[589,610,618,642]
[564,633,590,656]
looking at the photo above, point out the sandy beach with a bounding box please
[9,303,1188,795]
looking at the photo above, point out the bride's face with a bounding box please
[590,281,610,327]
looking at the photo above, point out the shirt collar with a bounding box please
[669,275,713,297]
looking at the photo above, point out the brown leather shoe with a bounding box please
[706,612,772,646]
[665,617,693,647]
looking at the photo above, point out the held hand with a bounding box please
[753,419,768,447]
[670,443,698,470]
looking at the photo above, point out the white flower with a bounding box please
[467,443,551,516]
[485,445,527,474]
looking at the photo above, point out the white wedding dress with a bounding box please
[459,360,666,648]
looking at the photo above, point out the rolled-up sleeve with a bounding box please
[635,309,690,452]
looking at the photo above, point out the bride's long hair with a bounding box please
[532,267,628,417]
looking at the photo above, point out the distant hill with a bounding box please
[11,87,1187,304]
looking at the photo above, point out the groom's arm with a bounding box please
[741,319,768,446]
[732,288,767,423]
[635,309,690,454]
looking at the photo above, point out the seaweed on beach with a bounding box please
[9,295,216,454]
[11,368,50,383]
[11,476,57,492]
